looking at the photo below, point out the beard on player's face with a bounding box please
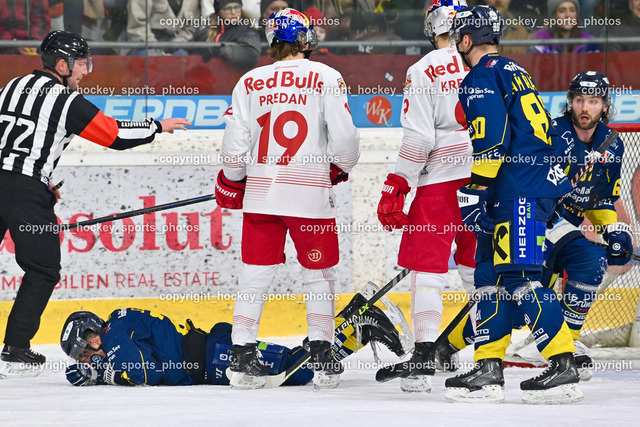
[570,95,606,130]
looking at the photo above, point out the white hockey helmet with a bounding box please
[424,0,467,47]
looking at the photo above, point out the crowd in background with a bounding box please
[1,0,639,69]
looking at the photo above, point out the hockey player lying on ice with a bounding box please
[60,293,408,387]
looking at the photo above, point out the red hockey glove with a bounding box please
[377,173,410,231]
[215,170,246,210]
[330,164,349,185]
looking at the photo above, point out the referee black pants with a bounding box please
[0,171,61,348]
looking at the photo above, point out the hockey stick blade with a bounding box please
[261,268,411,388]
[60,194,216,230]
[375,291,479,383]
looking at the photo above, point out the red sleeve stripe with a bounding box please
[78,110,119,147]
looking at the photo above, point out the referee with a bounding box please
[0,30,191,376]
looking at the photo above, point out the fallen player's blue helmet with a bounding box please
[60,311,105,361]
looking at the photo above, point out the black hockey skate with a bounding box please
[573,340,593,381]
[445,358,505,403]
[1,345,45,364]
[400,341,436,393]
[309,340,343,389]
[228,344,268,390]
[435,341,460,372]
[520,352,583,404]
[0,346,46,379]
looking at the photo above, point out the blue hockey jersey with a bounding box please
[92,309,313,387]
[459,53,572,202]
[99,308,193,386]
[552,115,624,228]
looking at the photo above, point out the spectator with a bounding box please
[261,0,289,26]
[578,0,600,21]
[259,0,290,49]
[304,6,332,54]
[346,0,403,55]
[484,0,529,54]
[193,0,261,69]
[508,0,545,25]
[127,0,202,56]
[382,0,424,42]
[48,0,85,35]
[609,0,633,19]
[0,0,50,54]
[302,0,353,41]
[610,0,640,51]
[530,0,600,53]
[102,0,128,45]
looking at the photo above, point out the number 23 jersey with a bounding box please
[222,58,360,219]
[459,53,571,202]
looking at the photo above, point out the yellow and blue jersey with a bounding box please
[553,115,624,229]
[101,308,194,386]
[459,53,572,202]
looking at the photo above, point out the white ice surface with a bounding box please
[2,330,640,427]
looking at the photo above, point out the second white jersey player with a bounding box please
[377,0,476,394]
[399,46,471,187]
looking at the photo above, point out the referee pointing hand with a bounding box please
[0,30,191,376]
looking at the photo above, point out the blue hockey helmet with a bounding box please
[40,30,92,73]
[563,71,614,123]
[266,8,318,49]
[450,5,502,47]
[568,71,612,105]
[60,311,105,361]
[424,0,467,47]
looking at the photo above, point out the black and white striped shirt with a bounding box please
[0,70,161,185]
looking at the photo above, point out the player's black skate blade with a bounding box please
[444,358,505,403]
[520,352,583,404]
[228,344,268,390]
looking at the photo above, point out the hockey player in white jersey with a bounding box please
[216,8,360,390]
[376,0,476,393]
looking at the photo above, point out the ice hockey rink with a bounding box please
[3,329,639,426]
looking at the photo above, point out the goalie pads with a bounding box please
[333,285,413,363]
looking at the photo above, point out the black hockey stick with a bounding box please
[59,194,216,230]
[559,129,619,203]
[375,290,479,383]
[260,267,411,388]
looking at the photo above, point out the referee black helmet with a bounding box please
[40,30,93,74]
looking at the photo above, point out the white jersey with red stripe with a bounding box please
[222,58,360,219]
[396,47,471,188]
